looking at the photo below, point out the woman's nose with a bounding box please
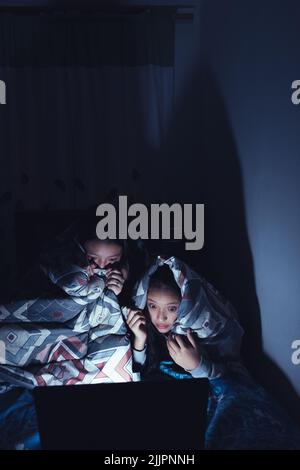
[158,310,168,321]
[96,259,107,269]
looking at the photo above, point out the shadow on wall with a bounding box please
[158,52,300,423]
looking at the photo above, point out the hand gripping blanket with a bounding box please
[0,240,137,388]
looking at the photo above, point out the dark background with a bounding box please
[0,0,299,424]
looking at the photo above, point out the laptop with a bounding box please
[34,378,209,450]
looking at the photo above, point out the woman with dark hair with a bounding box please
[40,216,128,298]
[40,214,146,304]
[126,264,196,380]
[125,256,300,449]
[126,257,240,380]
[0,215,147,390]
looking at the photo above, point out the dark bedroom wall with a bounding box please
[171,0,300,415]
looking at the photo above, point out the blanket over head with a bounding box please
[132,255,244,376]
[0,232,137,388]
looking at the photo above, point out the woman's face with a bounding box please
[147,287,181,333]
[83,239,123,270]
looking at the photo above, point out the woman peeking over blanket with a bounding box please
[0,217,146,388]
[41,219,131,302]
[126,255,245,381]
[126,256,300,450]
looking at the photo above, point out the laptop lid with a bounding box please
[33,378,209,450]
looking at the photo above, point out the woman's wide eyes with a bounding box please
[148,303,156,309]
[168,306,178,313]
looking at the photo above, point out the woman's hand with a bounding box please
[166,330,201,371]
[105,268,126,296]
[126,309,147,351]
[86,265,95,280]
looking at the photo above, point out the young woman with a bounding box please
[125,256,300,450]
[40,216,131,301]
[126,255,244,380]
[0,216,146,388]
